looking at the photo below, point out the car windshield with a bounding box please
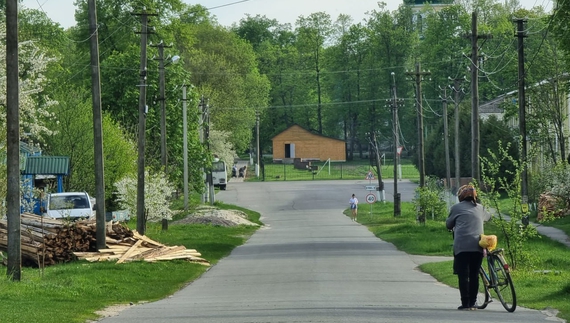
[50,195,89,209]
[212,162,226,172]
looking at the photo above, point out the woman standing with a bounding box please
[349,194,358,222]
[446,184,491,310]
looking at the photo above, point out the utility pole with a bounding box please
[88,0,106,250]
[440,86,451,190]
[450,77,465,191]
[514,17,529,213]
[182,85,189,212]
[467,11,491,184]
[133,9,156,235]
[367,131,385,203]
[391,72,402,216]
[198,96,206,204]
[406,63,430,188]
[6,0,21,281]
[204,99,215,205]
[151,41,173,171]
[256,110,260,177]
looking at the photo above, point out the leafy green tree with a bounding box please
[179,20,270,152]
[324,18,368,160]
[295,12,333,134]
[42,88,137,208]
[480,141,539,269]
[550,0,570,66]
[522,9,568,164]
[362,4,416,159]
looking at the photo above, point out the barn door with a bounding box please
[285,143,295,158]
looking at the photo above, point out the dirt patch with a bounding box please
[171,206,260,227]
[87,303,136,322]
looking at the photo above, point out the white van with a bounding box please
[212,160,228,190]
[43,192,95,220]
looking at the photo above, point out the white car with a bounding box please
[43,192,95,220]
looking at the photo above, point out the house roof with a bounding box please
[22,156,70,175]
[271,124,345,143]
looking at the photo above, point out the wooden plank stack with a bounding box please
[0,213,209,267]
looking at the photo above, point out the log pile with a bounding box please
[0,213,209,267]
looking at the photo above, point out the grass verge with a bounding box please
[349,201,570,321]
[0,201,261,323]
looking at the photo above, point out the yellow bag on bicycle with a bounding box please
[479,234,497,251]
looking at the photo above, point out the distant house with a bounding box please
[271,125,346,163]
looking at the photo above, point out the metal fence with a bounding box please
[260,161,419,182]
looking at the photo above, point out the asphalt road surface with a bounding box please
[99,180,559,323]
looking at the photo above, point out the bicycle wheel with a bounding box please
[489,254,517,312]
[477,267,491,309]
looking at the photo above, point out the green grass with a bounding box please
[258,159,420,182]
[350,201,570,321]
[0,200,261,323]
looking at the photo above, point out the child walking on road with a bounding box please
[349,194,358,222]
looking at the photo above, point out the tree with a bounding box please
[295,12,333,134]
[42,87,137,208]
[178,18,270,152]
[115,169,175,223]
[522,9,568,164]
[324,18,367,160]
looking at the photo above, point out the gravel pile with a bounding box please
[172,208,259,227]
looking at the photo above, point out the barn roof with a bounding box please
[271,124,345,143]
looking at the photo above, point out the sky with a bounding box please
[21,0,553,29]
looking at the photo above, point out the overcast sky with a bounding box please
[21,0,553,29]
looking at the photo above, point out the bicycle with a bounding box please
[476,248,517,312]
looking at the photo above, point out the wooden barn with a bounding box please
[272,125,346,162]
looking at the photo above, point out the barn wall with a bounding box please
[272,125,346,162]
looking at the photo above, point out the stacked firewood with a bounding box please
[0,213,208,267]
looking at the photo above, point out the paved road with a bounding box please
[99,180,560,323]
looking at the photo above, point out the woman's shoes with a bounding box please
[457,305,477,311]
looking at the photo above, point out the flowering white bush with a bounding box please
[114,170,175,222]
[209,128,237,169]
[0,22,56,214]
[531,161,570,208]
[0,23,57,143]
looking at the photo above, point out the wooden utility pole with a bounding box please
[468,12,491,184]
[199,97,206,204]
[133,9,157,235]
[204,99,215,205]
[6,0,21,281]
[406,63,431,188]
[515,17,529,211]
[440,87,451,190]
[150,41,173,171]
[256,110,260,177]
[450,77,465,191]
[88,0,106,250]
[391,72,402,216]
